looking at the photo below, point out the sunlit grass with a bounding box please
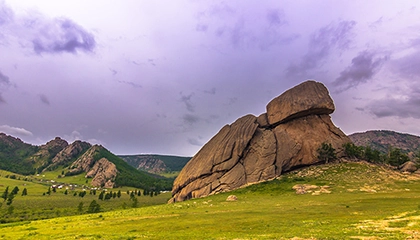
[1,161,420,239]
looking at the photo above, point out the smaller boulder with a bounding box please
[226,195,238,201]
[266,81,335,125]
[399,161,418,173]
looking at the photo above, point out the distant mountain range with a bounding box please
[349,130,420,158]
[118,154,191,174]
[0,133,172,190]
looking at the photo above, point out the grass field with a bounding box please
[1,161,420,239]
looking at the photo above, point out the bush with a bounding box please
[317,143,337,163]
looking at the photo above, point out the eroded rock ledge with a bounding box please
[170,81,351,202]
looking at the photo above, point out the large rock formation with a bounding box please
[43,140,92,171]
[67,145,119,188]
[170,81,351,202]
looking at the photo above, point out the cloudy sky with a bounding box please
[1,1,420,156]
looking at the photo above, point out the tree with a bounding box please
[117,190,121,198]
[317,142,337,163]
[343,143,363,159]
[87,200,101,213]
[64,189,68,195]
[131,197,138,208]
[11,186,19,195]
[1,186,9,201]
[6,193,14,205]
[77,202,84,212]
[98,191,104,200]
[21,188,28,196]
[387,148,410,166]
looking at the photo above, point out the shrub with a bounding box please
[317,142,337,163]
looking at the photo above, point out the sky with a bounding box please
[1,1,420,156]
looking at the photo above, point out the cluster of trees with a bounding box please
[98,190,122,200]
[317,142,413,167]
[343,143,411,166]
[1,186,27,206]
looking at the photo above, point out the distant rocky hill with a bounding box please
[349,130,420,158]
[0,133,171,190]
[118,154,191,174]
[170,81,351,202]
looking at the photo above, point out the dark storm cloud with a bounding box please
[368,91,420,119]
[0,70,11,104]
[180,92,195,112]
[392,38,420,78]
[183,114,200,125]
[32,18,96,54]
[39,94,50,105]
[266,9,286,27]
[286,20,356,77]
[0,70,10,85]
[333,51,388,93]
[116,80,142,88]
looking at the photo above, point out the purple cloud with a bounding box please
[333,51,388,93]
[286,20,356,77]
[39,94,50,105]
[32,18,96,54]
[180,92,195,112]
[0,70,10,103]
[0,1,13,26]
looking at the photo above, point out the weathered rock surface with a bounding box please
[32,137,68,169]
[399,161,418,173]
[170,81,351,202]
[67,145,119,187]
[86,158,118,188]
[43,140,91,171]
[266,81,334,125]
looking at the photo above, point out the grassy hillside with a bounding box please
[349,130,420,156]
[0,134,38,175]
[118,154,191,173]
[1,160,420,239]
[0,169,171,224]
[95,147,173,191]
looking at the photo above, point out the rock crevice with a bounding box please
[170,81,351,202]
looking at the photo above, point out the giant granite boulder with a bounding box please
[170,81,351,202]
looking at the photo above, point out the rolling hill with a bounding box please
[349,130,420,158]
[0,133,172,190]
[118,154,191,174]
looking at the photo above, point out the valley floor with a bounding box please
[1,161,420,239]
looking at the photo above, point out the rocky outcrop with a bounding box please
[170,81,351,202]
[266,81,335,125]
[135,158,167,174]
[43,140,91,171]
[67,145,119,188]
[86,158,118,188]
[32,137,68,169]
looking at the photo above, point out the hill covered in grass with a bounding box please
[0,133,172,190]
[349,130,420,157]
[1,160,420,239]
[118,154,191,174]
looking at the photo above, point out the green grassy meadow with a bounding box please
[1,161,420,239]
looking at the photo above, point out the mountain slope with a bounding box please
[0,133,38,175]
[349,130,420,157]
[0,133,172,190]
[118,154,191,174]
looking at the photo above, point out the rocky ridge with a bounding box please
[170,81,351,202]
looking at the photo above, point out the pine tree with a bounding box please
[77,202,84,212]
[98,191,104,200]
[87,200,101,213]
[21,188,28,196]
[117,190,121,198]
[1,186,9,201]
[11,186,19,195]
